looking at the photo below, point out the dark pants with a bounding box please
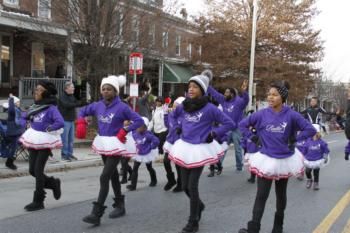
[305,168,320,182]
[251,177,288,224]
[154,131,168,155]
[164,153,181,178]
[121,157,132,177]
[130,161,157,187]
[181,166,204,221]
[97,155,122,205]
[28,149,51,193]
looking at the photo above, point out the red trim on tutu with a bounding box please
[20,138,62,149]
[168,151,225,168]
[249,166,305,180]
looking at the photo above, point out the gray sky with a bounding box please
[182,0,350,83]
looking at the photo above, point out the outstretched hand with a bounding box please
[241,80,248,92]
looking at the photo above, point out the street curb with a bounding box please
[0,159,102,179]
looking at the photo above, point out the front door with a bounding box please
[0,35,12,84]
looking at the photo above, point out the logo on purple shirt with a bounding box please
[98,113,115,124]
[185,112,203,123]
[33,113,46,123]
[266,122,288,134]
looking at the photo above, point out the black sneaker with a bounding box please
[61,157,71,162]
[70,155,78,161]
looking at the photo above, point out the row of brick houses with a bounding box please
[0,0,201,101]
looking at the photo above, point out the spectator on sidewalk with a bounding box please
[1,94,26,170]
[137,82,152,120]
[148,97,168,157]
[58,82,82,161]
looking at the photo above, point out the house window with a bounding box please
[131,15,140,43]
[38,0,52,19]
[116,11,124,37]
[149,24,156,47]
[187,43,192,58]
[175,35,181,56]
[162,31,168,48]
[32,42,45,78]
[4,0,19,6]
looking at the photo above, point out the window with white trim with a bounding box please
[31,42,45,78]
[116,11,124,37]
[187,43,192,58]
[131,15,140,43]
[162,31,168,48]
[175,35,181,56]
[4,0,19,6]
[38,0,52,19]
[149,24,156,47]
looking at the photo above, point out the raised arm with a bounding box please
[207,86,225,104]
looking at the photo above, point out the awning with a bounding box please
[163,63,195,83]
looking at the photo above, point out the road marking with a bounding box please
[342,218,350,233]
[313,189,350,233]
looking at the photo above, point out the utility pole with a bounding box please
[248,0,258,110]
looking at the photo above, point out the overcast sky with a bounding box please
[181,0,350,83]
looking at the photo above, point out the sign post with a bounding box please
[129,52,143,111]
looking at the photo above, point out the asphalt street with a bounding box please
[0,132,349,233]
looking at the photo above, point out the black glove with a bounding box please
[250,135,259,144]
[176,128,182,135]
[345,153,349,161]
[206,132,216,143]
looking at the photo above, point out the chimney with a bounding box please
[180,8,188,20]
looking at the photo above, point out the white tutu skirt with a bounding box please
[221,141,229,152]
[304,157,329,169]
[245,149,304,180]
[92,135,127,156]
[163,141,173,153]
[123,133,136,156]
[20,128,63,149]
[132,149,158,163]
[168,139,225,168]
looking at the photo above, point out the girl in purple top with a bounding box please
[78,75,143,226]
[20,80,64,212]
[242,127,261,183]
[163,96,185,192]
[238,81,316,233]
[300,124,330,190]
[126,117,159,191]
[168,72,235,233]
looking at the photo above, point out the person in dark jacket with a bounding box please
[58,82,81,161]
[1,94,26,170]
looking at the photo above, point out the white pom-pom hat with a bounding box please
[188,69,213,94]
[100,75,127,93]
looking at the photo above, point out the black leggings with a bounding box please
[154,131,168,155]
[97,156,122,205]
[252,177,288,223]
[164,153,181,177]
[28,149,51,192]
[181,166,204,221]
[130,161,156,187]
[305,168,320,182]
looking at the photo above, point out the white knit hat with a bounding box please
[174,96,185,105]
[2,96,20,109]
[100,75,126,93]
[142,117,149,127]
[188,69,213,94]
[312,124,321,133]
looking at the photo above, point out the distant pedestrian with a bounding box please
[137,82,152,120]
[58,82,82,161]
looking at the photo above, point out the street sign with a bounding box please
[129,52,143,75]
[130,83,139,97]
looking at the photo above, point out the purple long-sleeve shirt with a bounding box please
[164,113,183,144]
[78,97,143,137]
[208,86,249,125]
[29,105,64,132]
[302,138,329,161]
[345,141,350,154]
[133,130,159,155]
[169,102,235,144]
[239,105,316,159]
